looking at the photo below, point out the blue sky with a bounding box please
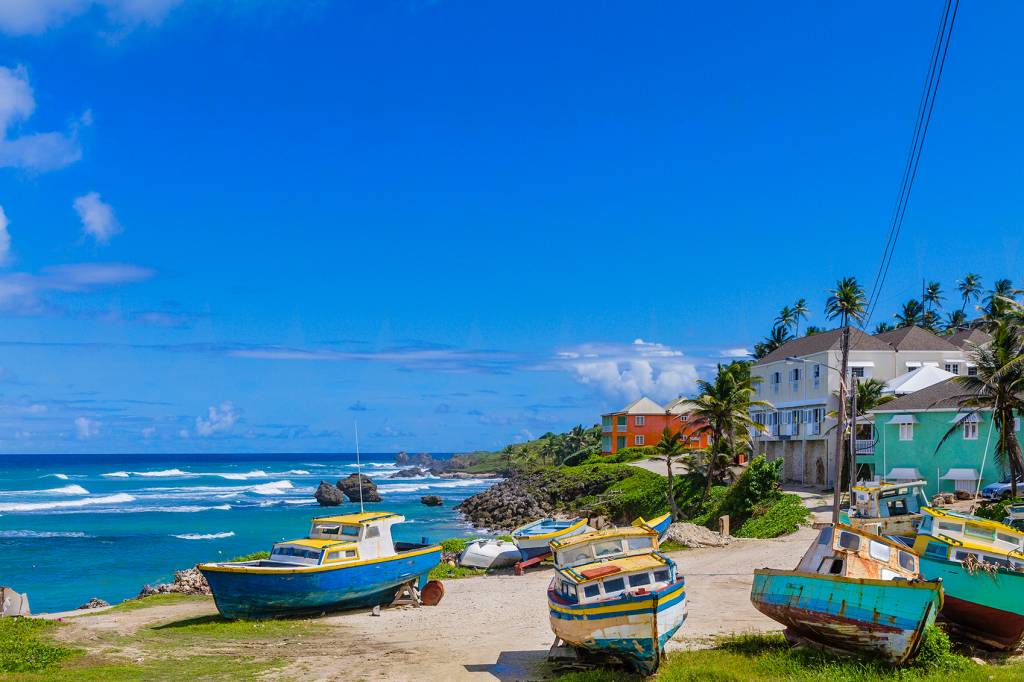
[0,1,1022,454]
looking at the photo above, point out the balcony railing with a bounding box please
[855,439,875,456]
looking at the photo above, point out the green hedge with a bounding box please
[735,494,810,538]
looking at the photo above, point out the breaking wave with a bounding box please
[0,493,136,513]
[0,530,90,538]
[43,473,70,480]
[173,531,235,540]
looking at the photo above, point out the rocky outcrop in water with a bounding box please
[420,495,443,506]
[139,567,210,597]
[337,473,382,503]
[390,467,427,479]
[78,597,109,610]
[314,480,345,506]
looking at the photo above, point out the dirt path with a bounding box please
[52,527,814,681]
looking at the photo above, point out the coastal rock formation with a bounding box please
[337,473,382,503]
[139,567,211,597]
[420,495,443,506]
[664,523,732,548]
[390,467,427,479]
[439,471,497,480]
[315,480,345,506]
[78,597,109,610]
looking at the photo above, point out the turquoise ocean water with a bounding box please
[0,453,499,613]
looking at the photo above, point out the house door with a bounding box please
[815,459,825,486]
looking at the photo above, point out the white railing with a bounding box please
[855,439,874,455]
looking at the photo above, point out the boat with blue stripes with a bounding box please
[547,525,686,674]
[632,511,672,541]
[198,511,441,619]
[512,517,591,560]
[751,524,942,664]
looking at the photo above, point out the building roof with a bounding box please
[618,396,666,414]
[884,365,957,395]
[948,328,992,349]
[871,378,967,412]
[664,396,695,414]
[756,326,891,364]
[873,325,960,351]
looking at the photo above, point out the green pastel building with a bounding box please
[866,379,1022,497]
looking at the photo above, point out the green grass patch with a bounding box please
[0,618,75,673]
[148,614,321,642]
[87,593,206,615]
[228,550,270,562]
[429,563,486,580]
[11,654,284,681]
[735,493,811,539]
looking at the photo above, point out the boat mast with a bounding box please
[355,422,364,514]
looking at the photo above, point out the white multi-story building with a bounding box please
[750,325,969,487]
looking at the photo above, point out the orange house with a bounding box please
[600,396,711,455]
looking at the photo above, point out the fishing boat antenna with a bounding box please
[355,422,364,513]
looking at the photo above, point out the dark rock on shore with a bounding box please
[390,467,427,479]
[421,495,443,506]
[139,567,210,597]
[439,471,497,480]
[78,597,109,610]
[314,480,345,506]
[337,473,382,503]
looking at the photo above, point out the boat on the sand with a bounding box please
[750,523,942,664]
[911,507,1024,650]
[459,538,520,569]
[841,479,930,536]
[632,511,672,541]
[198,511,441,619]
[512,517,591,560]
[547,525,686,674]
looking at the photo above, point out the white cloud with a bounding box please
[0,66,82,172]
[0,205,11,266]
[0,0,186,36]
[141,426,156,438]
[0,262,154,313]
[195,401,238,436]
[74,416,100,439]
[719,347,752,358]
[74,192,121,243]
[552,338,701,403]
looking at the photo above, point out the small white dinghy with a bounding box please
[459,539,521,569]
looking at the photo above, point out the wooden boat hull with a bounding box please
[918,554,1024,650]
[548,579,686,674]
[845,514,921,537]
[199,544,441,619]
[513,518,590,560]
[750,569,942,664]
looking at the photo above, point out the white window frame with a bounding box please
[945,362,960,375]
[635,415,645,426]
[963,420,979,441]
[899,423,914,441]
[634,435,645,446]
[812,364,821,388]
[850,366,866,379]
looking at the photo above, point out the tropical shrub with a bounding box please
[735,494,810,538]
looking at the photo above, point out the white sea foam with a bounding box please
[173,531,235,540]
[0,530,89,538]
[44,484,91,495]
[43,473,70,480]
[0,493,136,513]
[101,471,130,478]
[377,478,489,494]
[215,470,268,480]
[249,480,294,495]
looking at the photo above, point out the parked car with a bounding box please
[981,477,1024,500]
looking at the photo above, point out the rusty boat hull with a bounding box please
[750,569,943,664]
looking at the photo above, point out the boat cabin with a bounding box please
[1003,503,1024,531]
[553,552,676,605]
[913,507,1024,564]
[797,524,921,581]
[550,526,660,570]
[851,480,929,521]
[268,512,404,567]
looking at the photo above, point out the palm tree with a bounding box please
[936,320,1024,499]
[874,321,895,334]
[752,325,794,360]
[958,273,983,315]
[923,281,944,311]
[649,427,685,521]
[945,309,967,333]
[921,309,941,333]
[894,299,924,328]
[775,306,796,331]
[793,298,809,337]
[804,325,825,336]
[983,278,1016,320]
[824,276,867,521]
[684,363,772,500]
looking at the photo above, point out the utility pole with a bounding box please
[849,377,859,515]
[831,325,849,524]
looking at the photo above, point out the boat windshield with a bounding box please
[270,545,321,561]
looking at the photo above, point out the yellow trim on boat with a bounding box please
[561,553,668,584]
[547,584,685,616]
[278,538,357,550]
[550,525,655,550]
[514,518,589,541]
[633,512,671,529]
[198,544,441,574]
[311,512,400,525]
[923,507,1024,537]
[915,533,1024,559]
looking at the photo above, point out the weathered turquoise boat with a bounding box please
[512,517,591,560]
[632,511,672,541]
[547,525,685,674]
[198,512,441,619]
[751,524,942,663]
[912,507,1024,650]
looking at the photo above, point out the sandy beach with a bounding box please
[48,524,818,681]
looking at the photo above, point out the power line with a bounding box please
[863,0,960,328]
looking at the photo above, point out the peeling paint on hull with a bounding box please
[750,569,942,664]
[548,580,686,674]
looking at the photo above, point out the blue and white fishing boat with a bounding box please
[547,525,686,674]
[751,524,942,663]
[198,511,441,619]
[512,517,591,560]
[632,512,672,541]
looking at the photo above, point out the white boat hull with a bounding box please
[459,539,520,569]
